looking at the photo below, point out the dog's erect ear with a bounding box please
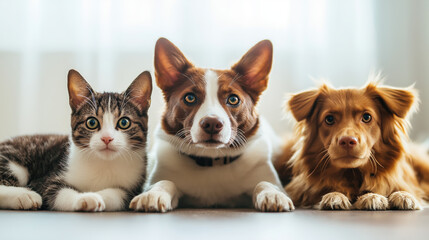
[68,69,95,112]
[125,71,153,112]
[288,88,322,122]
[231,40,273,99]
[366,83,418,118]
[154,38,193,90]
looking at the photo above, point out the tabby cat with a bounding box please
[0,69,152,211]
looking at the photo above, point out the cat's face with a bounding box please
[67,70,152,160]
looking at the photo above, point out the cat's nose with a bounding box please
[101,136,114,145]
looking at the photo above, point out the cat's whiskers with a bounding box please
[77,94,97,112]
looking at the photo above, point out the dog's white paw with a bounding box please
[319,192,351,210]
[73,193,105,212]
[254,190,295,212]
[354,193,388,210]
[129,190,173,213]
[388,191,422,210]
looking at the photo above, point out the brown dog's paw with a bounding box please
[389,191,422,210]
[354,193,388,210]
[318,192,351,210]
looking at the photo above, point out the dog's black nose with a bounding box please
[200,117,224,134]
[338,136,358,148]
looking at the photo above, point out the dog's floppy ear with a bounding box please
[231,40,273,100]
[154,37,193,90]
[288,88,321,122]
[366,83,418,118]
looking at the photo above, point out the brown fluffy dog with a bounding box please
[275,81,429,210]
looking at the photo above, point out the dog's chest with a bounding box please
[153,136,272,206]
[168,162,255,206]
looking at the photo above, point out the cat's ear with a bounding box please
[125,71,153,112]
[154,37,193,90]
[68,69,95,111]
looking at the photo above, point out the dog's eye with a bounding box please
[184,93,197,105]
[227,94,240,106]
[362,113,372,123]
[325,115,335,125]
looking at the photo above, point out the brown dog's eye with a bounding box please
[227,94,240,106]
[362,113,372,123]
[184,93,197,105]
[325,115,335,125]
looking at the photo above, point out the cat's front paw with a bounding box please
[354,193,388,210]
[318,192,351,210]
[73,193,105,212]
[389,191,422,210]
[12,189,43,210]
[254,190,295,212]
[129,190,173,213]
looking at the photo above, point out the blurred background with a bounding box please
[0,0,428,142]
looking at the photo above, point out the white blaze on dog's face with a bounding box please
[189,70,232,146]
[288,82,417,169]
[154,38,272,149]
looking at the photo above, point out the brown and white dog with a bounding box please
[129,38,294,212]
[275,79,429,210]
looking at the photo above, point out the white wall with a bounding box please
[0,0,428,142]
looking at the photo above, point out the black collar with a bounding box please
[182,153,242,167]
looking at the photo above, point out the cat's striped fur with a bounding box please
[0,70,152,211]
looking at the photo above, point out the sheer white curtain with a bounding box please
[0,0,428,141]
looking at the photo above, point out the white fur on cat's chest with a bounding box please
[65,145,145,192]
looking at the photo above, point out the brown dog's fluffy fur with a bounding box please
[275,80,429,210]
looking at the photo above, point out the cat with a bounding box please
[0,69,152,211]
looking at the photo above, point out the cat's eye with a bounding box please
[184,93,197,105]
[86,117,99,130]
[362,113,372,123]
[117,117,131,129]
[325,115,335,125]
[227,94,240,106]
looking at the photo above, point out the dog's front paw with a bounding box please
[389,191,422,210]
[318,192,351,210]
[73,193,105,212]
[354,193,388,210]
[254,190,295,212]
[129,190,173,213]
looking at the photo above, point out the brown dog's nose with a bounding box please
[338,136,358,148]
[200,117,223,134]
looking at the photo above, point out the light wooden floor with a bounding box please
[0,208,428,240]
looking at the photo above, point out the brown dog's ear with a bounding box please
[124,71,153,112]
[68,69,95,112]
[154,38,193,90]
[366,83,418,118]
[288,88,322,122]
[231,40,273,100]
